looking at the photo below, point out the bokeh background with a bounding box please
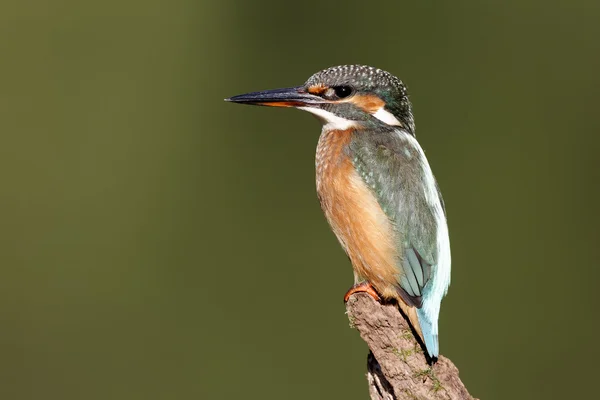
[2,1,599,399]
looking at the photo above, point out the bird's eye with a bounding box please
[333,86,353,98]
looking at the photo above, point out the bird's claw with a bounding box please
[344,282,381,303]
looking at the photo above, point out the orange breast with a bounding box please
[316,129,401,299]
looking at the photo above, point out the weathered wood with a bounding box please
[346,293,477,400]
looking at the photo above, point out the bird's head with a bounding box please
[226,65,415,134]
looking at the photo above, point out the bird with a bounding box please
[226,65,451,359]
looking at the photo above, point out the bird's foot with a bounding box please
[344,282,381,303]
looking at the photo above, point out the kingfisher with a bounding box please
[226,65,451,359]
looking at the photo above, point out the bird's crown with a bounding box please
[304,65,408,100]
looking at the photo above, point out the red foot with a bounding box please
[344,282,381,303]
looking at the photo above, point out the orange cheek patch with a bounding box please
[348,94,385,113]
[307,84,328,95]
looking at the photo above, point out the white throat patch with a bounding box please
[299,107,359,130]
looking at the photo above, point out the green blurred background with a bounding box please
[1,0,599,399]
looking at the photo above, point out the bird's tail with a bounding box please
[416,307,438,358]
[396,298,439,359]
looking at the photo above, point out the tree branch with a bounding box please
[345,293,477,400]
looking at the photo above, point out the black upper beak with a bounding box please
[225,86,323,107]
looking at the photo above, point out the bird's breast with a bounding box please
[315,129,401,298]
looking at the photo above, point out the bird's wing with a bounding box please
[350,129,443,308]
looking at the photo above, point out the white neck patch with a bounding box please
[372,107,402,126]
[299,107,359,130]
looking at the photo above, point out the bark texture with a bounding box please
[345,293,477,400]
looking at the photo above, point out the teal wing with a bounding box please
[350,129,441,308]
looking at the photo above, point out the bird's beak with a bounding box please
[225,86,323,108]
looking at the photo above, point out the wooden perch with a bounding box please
[345,293,477,400]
